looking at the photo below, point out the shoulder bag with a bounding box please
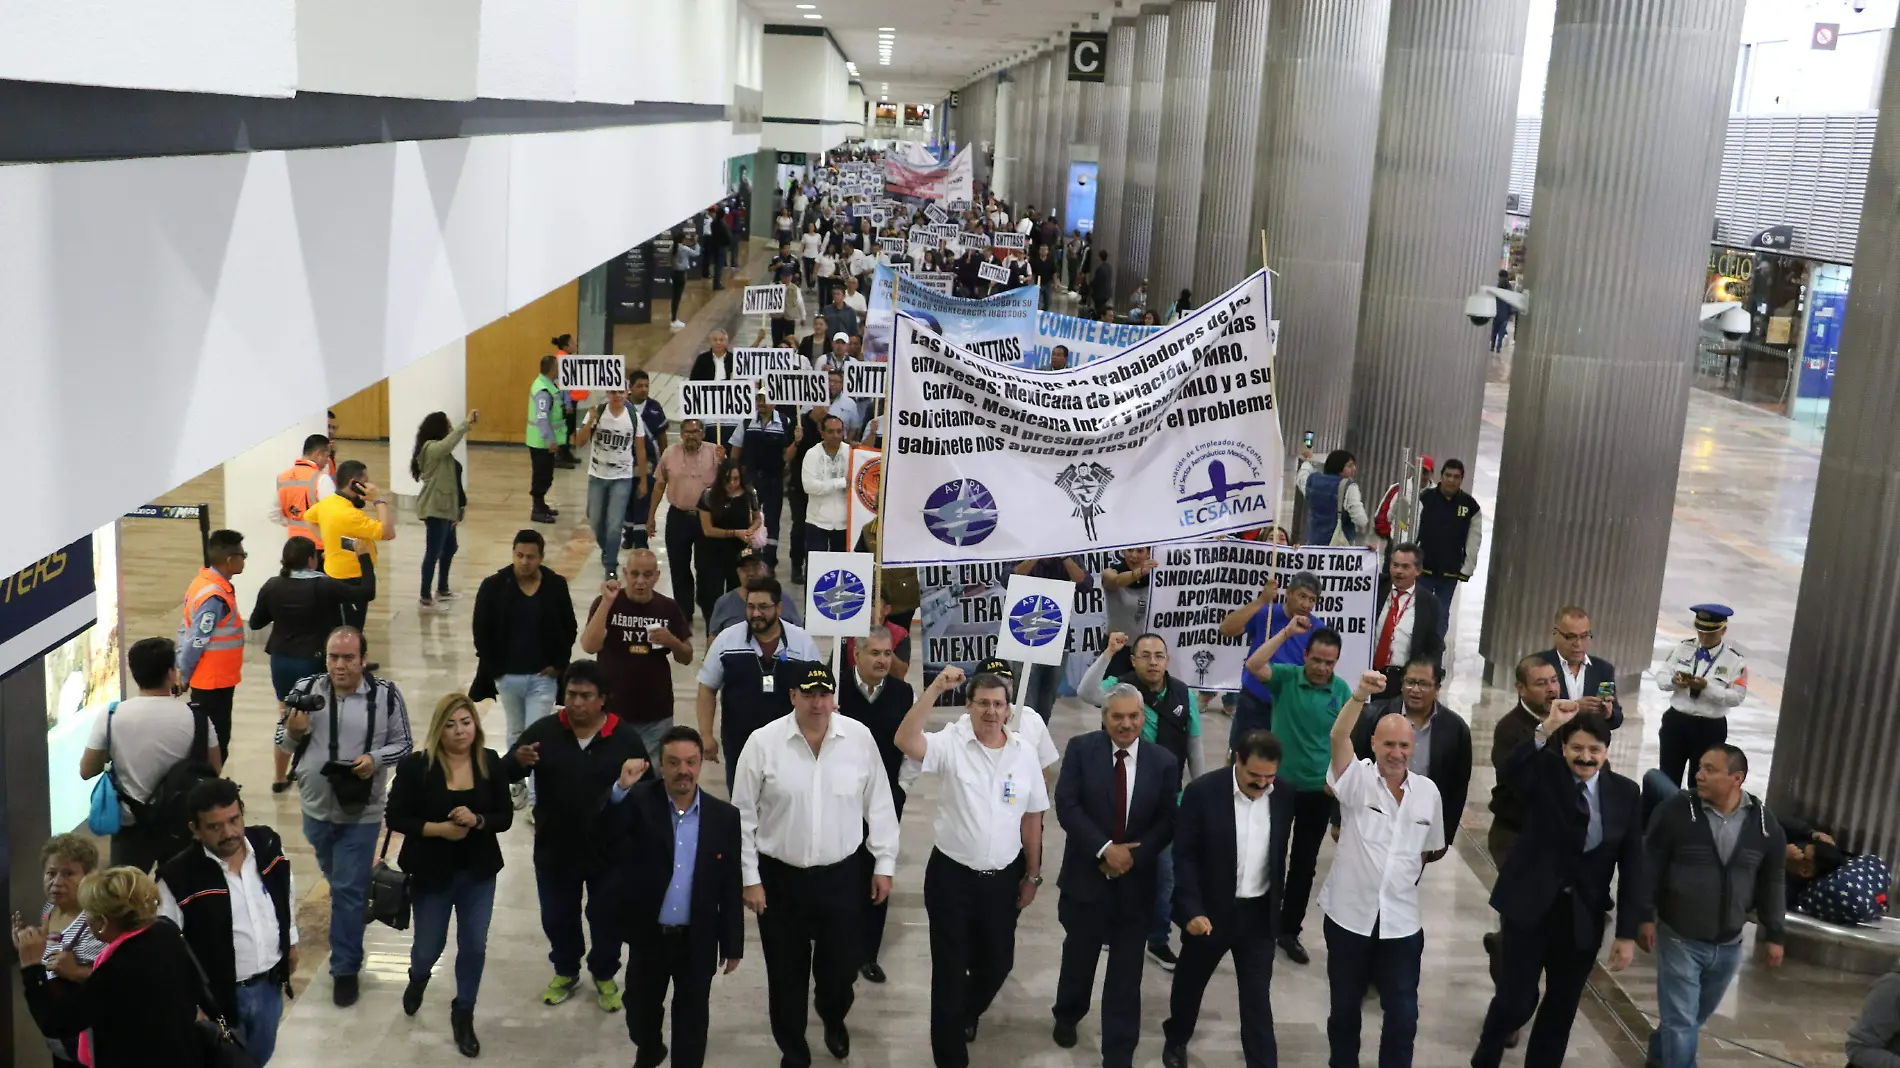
[173,920,260,1068]
[86,702,123,836]
[367,824,412,931]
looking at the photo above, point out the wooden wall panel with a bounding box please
[465,281,579,443]
[329,379,389,440]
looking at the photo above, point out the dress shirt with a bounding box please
[1409,711,1435,778]
[1320,758,1446,939]
[918,719,1050,871]
[1233,770,1275,899]
[661,791,702,924]
[157,842,298,979]
[732,712,899,884]
[1556,655,1592,701]
[1703,796,1753,864]
[897,703,1059,792]
[1375,586,1415,667]
[855,673,886,704]
[1094,742,1139,858]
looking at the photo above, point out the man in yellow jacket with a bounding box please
[177,529,248,751]
[304,460,396,629]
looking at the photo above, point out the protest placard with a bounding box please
[679,381,753,425]
[557,355,626,391]
[742,285,787,316]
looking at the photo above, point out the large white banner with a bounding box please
[865,265,1160,367]
[883,146,974,204]
[1147,542,1377,691]
[881,270,1278,565]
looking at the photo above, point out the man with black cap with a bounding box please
[1655,605,1748,788]
[732,660,899,1067]
[896,664,1050,1068]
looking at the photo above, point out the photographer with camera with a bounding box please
[277,625,413,1008]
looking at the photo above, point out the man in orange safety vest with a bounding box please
[178,529,249,753]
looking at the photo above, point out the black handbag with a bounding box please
[174,922,261,1068]
[367,826,413,931]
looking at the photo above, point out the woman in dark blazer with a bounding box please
[13,867,205,1068]
[387,693,514,1058]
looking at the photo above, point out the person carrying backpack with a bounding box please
[79,637,224,872]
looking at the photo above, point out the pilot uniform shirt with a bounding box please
[1656,639,1748,719]
[918,719,1050,871]
[1320,757,1445,939]
[899,702,1058,791]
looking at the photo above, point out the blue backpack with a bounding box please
[1797,853,1893,926]
[86,701,122,835]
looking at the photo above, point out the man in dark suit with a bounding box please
[1162,730,1295,1068]
[1051,684,1181,1066]
[1347,655,1472,850]
[1372,543,1444,682]
[1471,705,1648,1068]
[602,725,743,1068]
[1534,605,1624,728]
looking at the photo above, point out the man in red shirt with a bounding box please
[580,549,695,758]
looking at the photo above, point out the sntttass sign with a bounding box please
[743,285,787,316]
[1068,33,1107,82]
[557,356,626,391]
[845,361,889,400]
[880,269,1279,565]
[732,348,804,379]
[764,371,828,407]
[679,382,752,424]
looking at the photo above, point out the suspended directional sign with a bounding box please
[1068,33,1108,82]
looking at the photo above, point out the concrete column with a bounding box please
[1115,6,1171,308]
[4,660,50,1067]
[1479,0,1745,687]
[1094,18,1139,267]
[223,410,328,611]
[388,338,471,501]
[1771,31,1900,865]
[1254,0,1390,444]
[1049,58,1078,226]
[1029,53,1055,215]
[993,73,1016,202]
[1147,0,1218,310]
[1343,0,1530,496]
[1193,0,1273,300]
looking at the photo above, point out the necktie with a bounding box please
[1578,781,1601,851]
[1374,590,1406,668]
[1113,749,1129,843]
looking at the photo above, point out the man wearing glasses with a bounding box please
[1340,656,1473,859]
[1534,605,1623,728]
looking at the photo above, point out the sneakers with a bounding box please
[435,588,462,601]
[670,319,686,331]
[510,781,529,811]
[1147,942,1179,972]
[539,974,578,1006]
[595,978,623,1013]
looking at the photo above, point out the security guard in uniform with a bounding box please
[1655,604,1748,788]
[526,354,569,524]
[273,434,333,546]
[178,529,247,752]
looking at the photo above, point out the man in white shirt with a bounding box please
[1321,671,1446,1068]
[732,662,899,1066]
[157,778,296,1065]
[897,657,1060,795]
[800,414,851,554]
[842,275,868,318]
[896,665,1049,1068]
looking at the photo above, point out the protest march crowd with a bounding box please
[18,142,1899,1068]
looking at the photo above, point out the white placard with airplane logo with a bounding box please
[992,574,1075,667]
[804,552,875,638]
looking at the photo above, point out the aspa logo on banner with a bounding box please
[1170,440,1275,531]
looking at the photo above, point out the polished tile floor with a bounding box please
[112,302,1869,1066]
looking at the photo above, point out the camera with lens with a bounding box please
[283,690,326,713]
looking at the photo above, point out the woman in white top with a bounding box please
[800,223,823,289]
[22,834,104,1062]
[815,236,840,308]
[574,387,642,576]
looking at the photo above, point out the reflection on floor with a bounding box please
[110,313,1868,1065]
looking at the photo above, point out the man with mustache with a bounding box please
[1471,703,1648,1068]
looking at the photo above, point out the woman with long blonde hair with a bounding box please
[385,694,513,1057]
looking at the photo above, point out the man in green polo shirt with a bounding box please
[1242,614,1349,966]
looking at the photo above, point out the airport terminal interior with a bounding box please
[4,1,1900,1067]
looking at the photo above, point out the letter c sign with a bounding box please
[1069,33,1107,82]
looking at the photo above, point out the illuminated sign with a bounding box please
[0,537,96,678]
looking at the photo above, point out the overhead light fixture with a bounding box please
[796,2,815,7]
[802,12,821,17]
[879,26,895,31]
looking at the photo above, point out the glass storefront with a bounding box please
[1694,246,1849,423]
[43,521,122,833]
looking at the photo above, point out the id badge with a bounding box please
[1001,777,1018,805]
[762,675,776,694]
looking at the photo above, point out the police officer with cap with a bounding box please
[1655,605,1748,787]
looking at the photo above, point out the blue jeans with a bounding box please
[627,717,673,763]
[421,517,458,599]
[302,816,380,976]
[497,673,559,751]
[1648,925,1744,1068]
[235,978,283,1065]
[588,476,636,574]
[1324,917,1424,1068]
[626,469,657,549]
[410,871,498,1008]
[1150,844,1175,948]
[1418,575,1459,641]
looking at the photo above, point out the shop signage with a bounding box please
[1750,224,1797,251]
[0,536,95,679]
[1068,33,1108,82]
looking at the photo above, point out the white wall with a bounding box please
[0,0,296,96]
[297,0,480,100]
[846,83,868,139]
[477,0,582,100]
[762,32,851,122]
[761,121,850,156]
[0,120,728,578]
[735,3,766,91]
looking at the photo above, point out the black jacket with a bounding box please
[837,674,916,796]
[601,779,745,973]
[689,349,735,381]
[1373,576,1446,666]
[470,565,575,702]
[1488,702,1542,834]
[1055,731,1178,904]
[20,919,205,1068]
[386,749,517,890]
[156,826,293,1021]
[1173,768,1295,935]
[1350,698,1472,845]
[506,711,650,873]
[1491,739,1648,947]
[1645,790,1786,945]
[250,556,376,658]
[1534,649,1625,729]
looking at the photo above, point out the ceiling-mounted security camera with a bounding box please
[1463,285,1528,327]
[1853,0,1868,13]
[1699,301,1751,341]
